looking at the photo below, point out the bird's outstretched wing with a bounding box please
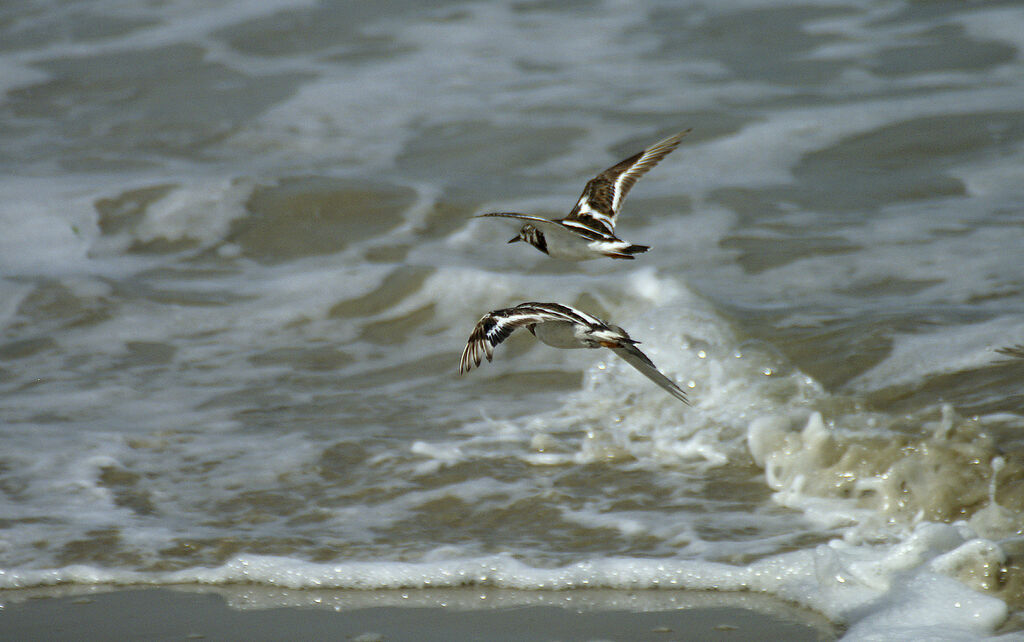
[996,344,1024,359]
[459,302,587,374]
[474,212,602,242]
[474,212,554,225]
[562,129,690,237]
[609,343,690,405]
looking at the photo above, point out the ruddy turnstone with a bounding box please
[459,302,689,404]
[476,130,690,260]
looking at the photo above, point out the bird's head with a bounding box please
[509,223,537,245]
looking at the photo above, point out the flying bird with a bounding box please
[459,302,689,405]
[476,130,690,260]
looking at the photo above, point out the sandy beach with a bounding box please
[0,586,836,641]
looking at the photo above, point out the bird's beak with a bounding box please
[508,235,521,244]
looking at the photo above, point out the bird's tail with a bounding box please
[604,244,650,259]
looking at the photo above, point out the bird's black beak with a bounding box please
[508,235,521,244]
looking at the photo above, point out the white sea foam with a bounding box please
[96,179,251,253]
[0,187,94,276]
[1,0,1023,638]
[850,318,1024,393]
[0,533,1008,639]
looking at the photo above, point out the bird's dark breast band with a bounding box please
[533,230,548,254]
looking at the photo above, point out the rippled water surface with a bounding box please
[1,0,1023,638]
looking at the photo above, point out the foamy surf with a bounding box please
[0,536,1008,640]
[2,0,1024,639]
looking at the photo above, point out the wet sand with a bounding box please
[0,586,837,640]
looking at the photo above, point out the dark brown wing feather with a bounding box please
[562,129,690,236]
[459,303,594,373]
[996,344,1024,359]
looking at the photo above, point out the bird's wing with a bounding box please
[474,212,555,225]
[996,344,1024,359]
[562,129,690,236]
[475,212,599,241]
[459,302,588,373]
[609,343,689,405]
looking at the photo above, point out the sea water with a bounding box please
[1,0,1023,639]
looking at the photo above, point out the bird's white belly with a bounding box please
[543,227,635,261]
[533,321,589,349]
[542,228,601,261]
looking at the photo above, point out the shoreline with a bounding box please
[0,585,838,640]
